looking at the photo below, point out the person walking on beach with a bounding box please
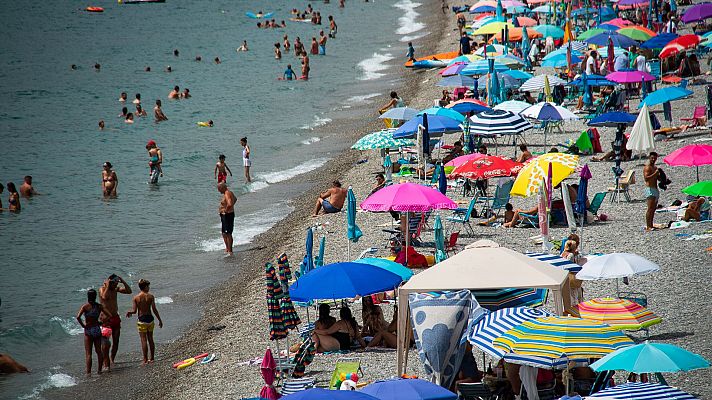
[312,180,347,217]
[407,42,416,62]
[240,137,252,183]
[76,289,106,375]
[99,275,132,365]
[154,99,168,122]
[102,162,118,197]
[318,31,327,55]
[379,91,405,114]
[643,152,660,231]
[126,279,163,365]
[214,154,232,183]
[459,32,472,55]
[217,182,237,256]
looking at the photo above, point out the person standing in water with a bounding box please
[283,35,291,52]
[20,176,39,197]
[6,182,20,212]
[76,289,105,375]
[294,37,304,56]
[240,137,252,183]
[328,16,337,38]
[237,40,249,52]
[284,64,297,80]
[146,140,163,181]
[318,30,327,55]
[217,182,237,256]
[274,43,282,60]
[101,162,118,197]
[168,86,180,99]
[99,275,132,365]
[214,154,233,183]
[154,100,168,122]
[310,37,319,55]
[126,279,163,365]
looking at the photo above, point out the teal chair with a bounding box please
[478,180,514,218]
[587,192,607,220]
[447,197,477,236]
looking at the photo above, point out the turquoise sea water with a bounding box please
[0,0,429,397]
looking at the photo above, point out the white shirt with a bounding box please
[635,55,646,72]
[586,57,596,75]
[666,20,677,33]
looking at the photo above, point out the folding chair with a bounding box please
[447,197,477,236]
[457,382,499,399]
[608,169,635,202]
[478,180,514,218]
[680,105,707,128]
[328,358,363,390]
[445,232,462,255]
[519,212,539,228]
[281,377,316,396]
[586,192,607,221]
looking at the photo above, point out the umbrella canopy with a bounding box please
[494,100,531,114]
[353,258,414,281]
[532,5,556,13]
[525,252,582,272]
[588,111,637,127]
[467,306,552,358]
[478,72,520,90]
[586,32,639,48]
[591,341,710,373]
[379,107,419,121]
[360,378,457,400]
[361,182,457,212]
[282,389,379,400]
[469,109,533,136]
[541,54,583,68]
[587,382,699,399]
[472,288,548,311]
[640,32,678,49]
[606,70,655,83]
[392,115,462,139]
[444,153,485,167]
[682,2,712,24]
[519,74,567,92]
[436,74,477,87]
[493,316,634,363]
[511,153,579,198]
[434,216,447,263]
[534,24,565,38]
[639,86,693,107]
[544,48,584,60]
[626,103,654,154]
[352,130,414,150]
[576,253,660,280]
[515,16,537,26]
[683,180,712,197]
[472,21,514,35]
[289,262,403,302]
[418,107,466,123]
[346,187,363,243]
[489,27,543,42]
[437,164,447,194]
[578,28,605,40]
[439,62,469,76]
[259,348,279,400]
[577,297,662,330]
[449,155,522,179]
[446,99,492,115]
[569,74,616,87]
[521,102,580,121]
[659,34,701,59]
[618,26,656,41]
[502,69,533,80]
[460,60,510,75]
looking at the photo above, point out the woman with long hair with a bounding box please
[76,289,105,374]
[6,182,20,212]
[314,305,366,352]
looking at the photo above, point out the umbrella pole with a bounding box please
[697,166,700,182]
[405,213,410,267]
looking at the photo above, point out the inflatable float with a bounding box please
[200,353,217,365]
[173,352,209,369]
[411,59,448,69]
[86,6,104,12]
[246,11,274,19]
[404,51,459,68]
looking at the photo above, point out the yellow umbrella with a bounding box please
[472,22,515,36]
[511,153,579,197]
[544,75,553,103]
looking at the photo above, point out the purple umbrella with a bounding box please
[682,3,712,23]
[618,0,649,6]
[586,32,639,48]
[606,70,656,83]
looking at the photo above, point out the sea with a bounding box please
[0,0,429,397]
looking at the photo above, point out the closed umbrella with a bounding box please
[626,103,655,155]
[578,298,661,330]
[522,26,531,70]
[590,341,710,373]
[511,153,579,197]
[607,37,615,73]
[576,253,660,281]
[587,382,699,399]
[346,187,362,259]
[259,348,280,400]
[301,227,314,276]
[266,262,287,340]
[434,216,447,263]
[289,262,403,302]
[683,180,712,197]
[316,235,326,268]
[361,378,457,400]
[495,0,504,21]
[538,177,549,241]
[664,144,712,182]
[421,113,431,158]
[437,164,447,194]
[353,258,414,281]
[277,254,301,330]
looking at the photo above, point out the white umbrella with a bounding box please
[519,75,567,92]
[626,103,655,155]
[576,253,660,281]
[379,107,419,121]
[521,102,580,121]
[495,100,531,114]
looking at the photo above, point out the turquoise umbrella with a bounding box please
[434,216,447,263]
[316,235,326,268]
[496,0,504,21]
[418,107,466,122]
[352,130,414,150]
[591,341,711,373]
[346,187,362,259]
[534,24,565,39]
[353,258,414,281]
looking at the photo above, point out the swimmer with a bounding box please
[133,93,141,104]
[283,35,291,52]
[135,104,147,117]
[99,120,105,130]
[328,16,337,38]
[119,107,128,118]
[257,22,262,28]
[318,30,327,55]
[20,176,39,197]
[195,55,202,62]
[125,113,134,124]
[119,92,127,102]
[280,20,287,27]
[169,86,180,100]
[166,65,172,72]
[173,49,179,57]
[101,162,118,197]
[301,59,310,80]
[154,100,168,122]
[310,37,319,55]
[316,12,322,25]
[237,40,248,52]
[214,154,232,183]
[198,119,214,127]
[94,63,101,71]
[214,57,221,64]
[284,64,296,80]
[274,43,282,60]
[340,0,345,7]
[294,37,304,56]
[181,88,191,99]
[71,64,78,70]
[145,66,151,72]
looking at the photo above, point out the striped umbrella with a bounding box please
[588,382,699,399]
[468,307,553,358]
[277,254,301,331]
[525,252,581,272]
[472,288,548,311]
[494,100,531,114]
[469,109,532,137]
[493,316,634,362]
[578,297,661,330]
[266,262,288,340]
[352,130,414,150]
[519,74,567,92]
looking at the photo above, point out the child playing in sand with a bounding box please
[126,279,163,365]
[214,154,233,183]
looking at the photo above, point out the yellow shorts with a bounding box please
[137,321,155,333]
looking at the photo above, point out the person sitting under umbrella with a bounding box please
[504,205,538,228]
[313,306,366,352]
[683,197,710,221]
[450,343,483,392]
[362,297,398,349]
[516,144,533,163]
[310,304,338,353]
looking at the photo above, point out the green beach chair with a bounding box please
[328,358,362,390]
[447,197,477,236]
[587,192,607,220]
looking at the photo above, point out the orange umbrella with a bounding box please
[516,16,538,27]
[490,27,542,42]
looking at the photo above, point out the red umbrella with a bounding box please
[449,155,522,179]
[260,348,280,400]
[659,34,701,59]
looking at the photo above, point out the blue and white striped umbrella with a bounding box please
[469,109,532,136]
[525,252,581,272]
[588,382,698,399]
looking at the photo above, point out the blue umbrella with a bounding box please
[543,48,584,60]
[496,0,504,21]
[591,342,710,373]
[438,165,447,194]
[436,75,476,88]
[588,112,637,127]
[640,32,679,49]
[379,107,419,121]
[569,73,616,87]
[598,23,621,31]
[571,7,598,16]
[503,69,533,80]
[393,115,461,139]
[360,378,457,400]
[478,72,519,90]
[471,5,496,13]
[488,60,501,106]
[638,86,693,108]
[582,72,593,106]
[447,101,491,115]
[282,388,379,400]
[588,382,698,399]
[289,262,403,302]
[542,54,583,68]
[641,77,649,99]
[460,60,509,75]
[419,107,466,122]
[353,258,414,281]
[586,32,639,48]
[346,187,363,259]
[300,227,314,276]
[648,0,654,29]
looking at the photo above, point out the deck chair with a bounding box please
[281,377,316,396]
[478,180,514,218]
[457,382,499,400]
[680,105,707,128]
[520,212,539,228]
[587,192,607,220]
[447,197,477,236]
[608,170,635,202]
[445,232,462,255]
[328,358,362,390]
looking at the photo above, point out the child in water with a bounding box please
[214,154,233,183]
[284,64,296,80]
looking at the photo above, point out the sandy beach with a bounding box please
[50,1,712,399]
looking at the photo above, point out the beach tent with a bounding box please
[396,240,571,375]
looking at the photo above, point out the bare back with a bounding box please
[134,292,155,319]
[328,187,347,209]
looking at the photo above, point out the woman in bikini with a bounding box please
[101,162,118,197]
[6,182,20,212]
[76,289,105,374]
[314,306,366,352]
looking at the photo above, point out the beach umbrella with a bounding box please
[522,102,579,121]
[277,255,301,330]
[515,16,537,27]
[682,3,712,24]
[301,227,314,276]
[354,258,414,281]
[618,26,656,41]
[436,74,476,87]
[470,0,496,11]
[460,59,510,75]
[587,111,637,127]
[469,109,533,136]
[289,262,403,302]
[543,48,584,60]
[576,253,660,281]
[259,348,279,400]
[361,378,457,400]
[659,34,701,59]
[665,144,712,182]
[346,187,362,259]
[606,18,634,27]
[446,99,492,115]
[436,164,447,194]
[534,24,565,38]
[578,298,662,330]
[392,115,461,139]
[487,63,501,106]
[471,4,497,13]
[606,70,655,83]
[577,27,605,40]
[626,103,655,155]
[447,54,479,65]
[379,107,419,121]
[525,251,581,272]
[478,73,520,89]
[568,40,589,52]
[532,5,556,13]
[418,107,466,123]
[472,21,513,36]
[586,32,639,48]
[519,74,567,92]
[521,26,531,70]
[639,86,693,108]
[618,0,650,7]
[495,0,504,21]
[361,182,457,212]
[538,175,550,240]
[569,73,616,87]
[541,54,583,68]
[502,70,533,80]
[587,382,699,399]
[489,27,542,42]
[472,288,549,311]
[449,155,522,180]
[494,53,525,67]
[474,43,506,57]
[493,100,531,114]
[352,130,414,150]
[582,71,593,106]
[439,62,468,76]
[591,342,710,373]
[607,37,615,73]
[266,262,287,340]
[511,153,579,197]
[282,389,379,400]
[316,235,326,268]
[683,180,712,197]
[434,216,447,263]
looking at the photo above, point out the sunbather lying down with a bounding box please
[504,205,538,228]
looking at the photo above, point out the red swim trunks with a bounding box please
[108,315,121,330]
[217,172,227,183]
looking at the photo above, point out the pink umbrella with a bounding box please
[361,182,457,212]
[444,153,486,168]
[606,18,634,27]
[260,348,280,400]
[606,71,656,83]
[440,62,468,76]
[663,144,712,182]
[516,16,538,27]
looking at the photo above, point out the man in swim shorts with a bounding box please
[218,182,237,256]
[126,279,163,365]
[312,180,347,217]
[318,30,327,55]
[643,152,660,231]
[99,274,132,365]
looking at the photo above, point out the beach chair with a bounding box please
[680,105,707,128]
[478,180,514,218]
[457,382,499,399]
[587,192,607,221]
[607,170,635,202]
[447,197,477,236]
[328,358,362,390]
[519,211,539,228]
[281,377,316,396]
[445,232,462,255]
[618,291,648,308]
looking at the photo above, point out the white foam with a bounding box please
[196,204,295,251]
[393,0,425,35]
[357,53,395,81]
[248,181,270,192]
[21,371,77,399]
[155,296,173,304]
[300,115,332,130]
[345,93,381,104]
[400,31,429,42]
[50,316,82,336]
[301,136,321,145]
[260,157,329,184]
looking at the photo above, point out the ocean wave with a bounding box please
[345,93,381,104]
[393,0,425,35]
[21,371,77,399]
[300,115,332,130]
[261,157,329,184]
[196,204,295,251]
[155,296,173,304]
[300,136,321,145]
[248,181,270,192]
[401,31,429,42]
[49,316,83,336]
[357,53,395,81]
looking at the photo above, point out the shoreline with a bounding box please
[49,1,449,398]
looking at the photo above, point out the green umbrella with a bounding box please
[434,216,447,263]
[682,180,712,197]
[577,28,605,40]
[352,130,414,150]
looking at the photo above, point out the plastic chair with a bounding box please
[328,358,362,390]
[608,170,635,202]
[445,232,462,255]
[680,105,707,128]
[457,382,499,399]
[447,197,477,236]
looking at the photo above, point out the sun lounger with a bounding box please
[328,358,362,390]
